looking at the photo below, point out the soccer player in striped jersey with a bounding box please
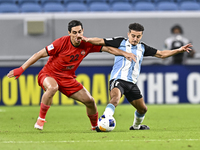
[79,23,192,131]
[7,20,136,131]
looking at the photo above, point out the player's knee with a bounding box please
[46,85,58,96]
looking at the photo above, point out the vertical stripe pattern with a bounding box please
[110,39,145,84]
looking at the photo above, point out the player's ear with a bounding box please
[127,32,131,38]
[68,31,71,35]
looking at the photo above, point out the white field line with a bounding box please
[0,109,6,112]
[1,139,200,144]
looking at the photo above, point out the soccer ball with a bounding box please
[98,115,116,132]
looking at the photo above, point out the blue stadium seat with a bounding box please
[89,2,110,11]
[179,1,200,11]
[112,2,132,11]
[66,2,88,12]
[18,0,40,5]
[21,3,42,13]
[109,0,130,4]
[40,0,63,5]
[43,3,65,12]
[154,0,175,4]
[0,3,19,13]
[134,2,156,11]
[157,2,178,11]
[131,0,152,3]
[176,0,197,3]
[86,0,107,4]
[63,0,85,4]
[0,0,17,4]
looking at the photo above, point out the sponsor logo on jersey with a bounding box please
[47,44,54,51]
[81,50,86,55]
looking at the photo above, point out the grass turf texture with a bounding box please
[0,104,200,150]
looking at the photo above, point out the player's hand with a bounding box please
[125,53,137,63]
[77,35,88,42]
[179,43,193,53]
[7,67,24,79]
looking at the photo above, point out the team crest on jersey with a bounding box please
[81,50,86,55]
[47,44,54,51]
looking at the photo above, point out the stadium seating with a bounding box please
[157,2,178,11]
[131,0,152,3]
[0,0,200,13]
[112,2,132,11]
[40,0,63,5]
[20,3,42,13]
[0,0,17,4]
[86,0,107,5]
[89,2,110,11]
[176,0,197,3]
[18,0,40,5]
[43,3,65,12]
[134,2,156,11]
[63,0,85,4]
[154,0,175,4]
[179,1,200,11]
[0,3,19,13]
[109,0,130,2]
[66,2,88,12]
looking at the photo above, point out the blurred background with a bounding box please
[0,0,200,106]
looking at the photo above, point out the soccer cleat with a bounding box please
[129,125,150,130]
[34,117,47,130]
[91,126,97,131]
[95,126,103,132]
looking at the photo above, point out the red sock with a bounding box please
[39,103,50,119]
[88,112,98,127]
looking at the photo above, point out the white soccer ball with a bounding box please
[98,115,116,132]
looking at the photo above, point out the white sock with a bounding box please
[103,103,115,117]
[132,111,145,129]
[38,117,45,121]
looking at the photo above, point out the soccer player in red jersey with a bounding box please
[7,20,136,131]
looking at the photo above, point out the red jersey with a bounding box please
[42,36,102,78]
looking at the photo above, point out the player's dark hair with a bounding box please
[171,24,183,34]
[129,23,144,33]
[68,20,83,32]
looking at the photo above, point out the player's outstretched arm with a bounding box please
[79,36,106,46]
[102,46,137,62]
[154,43,192,59]
[7,48,48,79]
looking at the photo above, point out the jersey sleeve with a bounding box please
[103,37,125,48]
[45,37,63,56]
[142,42,158,56]
[89,44,103,53]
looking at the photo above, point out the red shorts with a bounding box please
[38,70,83,97]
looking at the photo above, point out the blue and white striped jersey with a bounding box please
[104,37,157,84]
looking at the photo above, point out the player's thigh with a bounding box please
[43,76,59,92]
[70,86,94,104]
[130,97,147,114]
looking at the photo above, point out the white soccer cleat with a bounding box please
[34,117,47,130]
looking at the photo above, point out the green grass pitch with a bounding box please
[0,104,200,150]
